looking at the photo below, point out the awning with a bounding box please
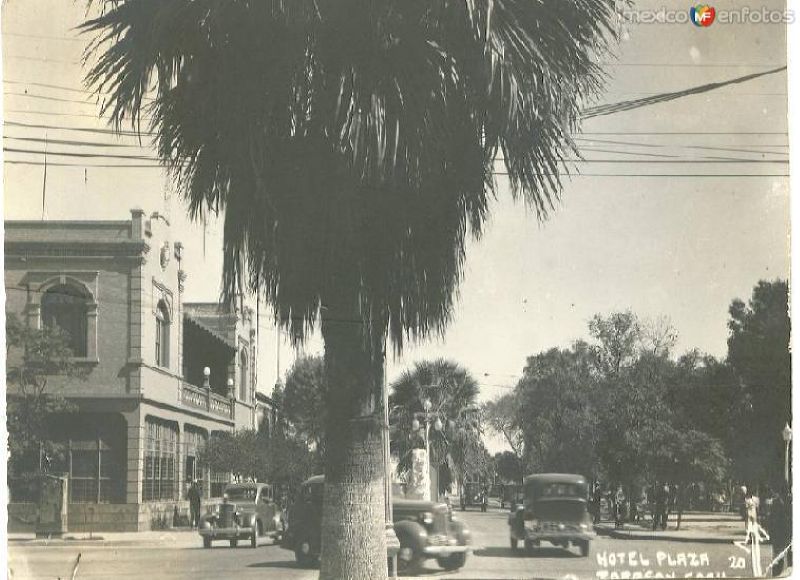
[183,313,237,351]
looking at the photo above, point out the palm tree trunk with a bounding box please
[319,289,387,580]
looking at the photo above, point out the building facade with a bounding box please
[5,209,263,531]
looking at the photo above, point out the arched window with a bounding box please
[155,301,171,368]
[41,284,89,357]
[239,350,249,401]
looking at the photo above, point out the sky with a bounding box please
[1,0,794,452]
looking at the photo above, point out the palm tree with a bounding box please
[83,2,618,577]
[389,359,484,497]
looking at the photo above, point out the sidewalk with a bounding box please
[8,527,202,548]
[595,511,747,544]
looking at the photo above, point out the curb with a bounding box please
[596,526,744,545]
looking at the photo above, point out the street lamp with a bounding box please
[782,423,792,484]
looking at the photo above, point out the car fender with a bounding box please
[393,520,427,552]
[449,518,471,546]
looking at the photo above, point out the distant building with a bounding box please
[5,209,270,531]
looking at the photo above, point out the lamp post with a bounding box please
[782,423,792,484]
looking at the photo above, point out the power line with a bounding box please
[4,146,160,162]
[4,160,786,177]
[4,91,106,107]
[3,32,85,43]
[5,135,150,150]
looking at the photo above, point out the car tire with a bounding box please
[203,537,212,549]
[230,539,238,548]
[396,536,422,574]
[438,552,467,571]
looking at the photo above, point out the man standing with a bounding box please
[188,480,202,529]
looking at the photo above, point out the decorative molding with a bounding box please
[151,279,175,319]
[5,241,149,260]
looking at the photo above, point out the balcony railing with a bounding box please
[181,382,234,420]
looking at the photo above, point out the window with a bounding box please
[143,418,178,501]
[239,350,249,401]
[41,284,88,357]
[68,440,119,503]
[183,427,207,497]
[155,301,170,368]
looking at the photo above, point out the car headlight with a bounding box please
[201,520,211,529]
[421,512,434,525]
[580,523,589,530]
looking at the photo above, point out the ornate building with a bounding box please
[5,209,261,531]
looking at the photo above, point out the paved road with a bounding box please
[7,509,776,579]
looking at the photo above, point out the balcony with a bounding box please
[181,382,233,420]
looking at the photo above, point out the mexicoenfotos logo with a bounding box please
[690,5,716,26]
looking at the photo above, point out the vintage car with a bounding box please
[508,473,594,557]
[199,482,284,548]
[460,482,488,512]
[282,475,471,573]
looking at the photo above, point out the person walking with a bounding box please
[188,480,202,529]
[653,484,669,531]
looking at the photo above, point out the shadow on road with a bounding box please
[247,560,307,569]
[473,547,580,559]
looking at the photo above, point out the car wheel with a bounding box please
[203,537,211,549]
[510,537,518,550]
[230,539,238,548]
[579,540,590,557]
[438,552,467,571]
[396,540,422,574]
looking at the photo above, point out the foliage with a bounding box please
[6,313,78,477]
[517,342,598,477]
[201,429,317,488]
[482,392,524,461]
[492,310,732,493]
[493,451,523,484]
[389,359,485,487]
[280,355,327,454]
[725,280,790,485]
[82,0,619,349]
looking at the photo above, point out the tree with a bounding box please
[726,280,790,485]
[281,355,327,455]
[483,392,525,462]
[494,451,523,484]
[517,342,598,477]
[202,429,317,489]
[389,359,482,493]
[83,2,618,576]
[6,313,78,482]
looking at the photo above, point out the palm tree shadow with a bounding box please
[474,547,579,559]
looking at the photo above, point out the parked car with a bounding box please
[199,482,284,548]
[282,475,471,573]
[508,473,594,557]
[460,482,488,511]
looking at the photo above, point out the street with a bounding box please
[8,509,776,580]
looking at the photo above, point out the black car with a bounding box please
[508,473,595,557]
[282,475,471,574]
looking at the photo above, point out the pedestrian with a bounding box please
[653,484,669,531]
[188,479,202,529]
[614,486,626,529]
[592,484,603,524]
[744,487,760,542]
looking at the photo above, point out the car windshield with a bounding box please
[528,482,585,500]
[225,487,257,501]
